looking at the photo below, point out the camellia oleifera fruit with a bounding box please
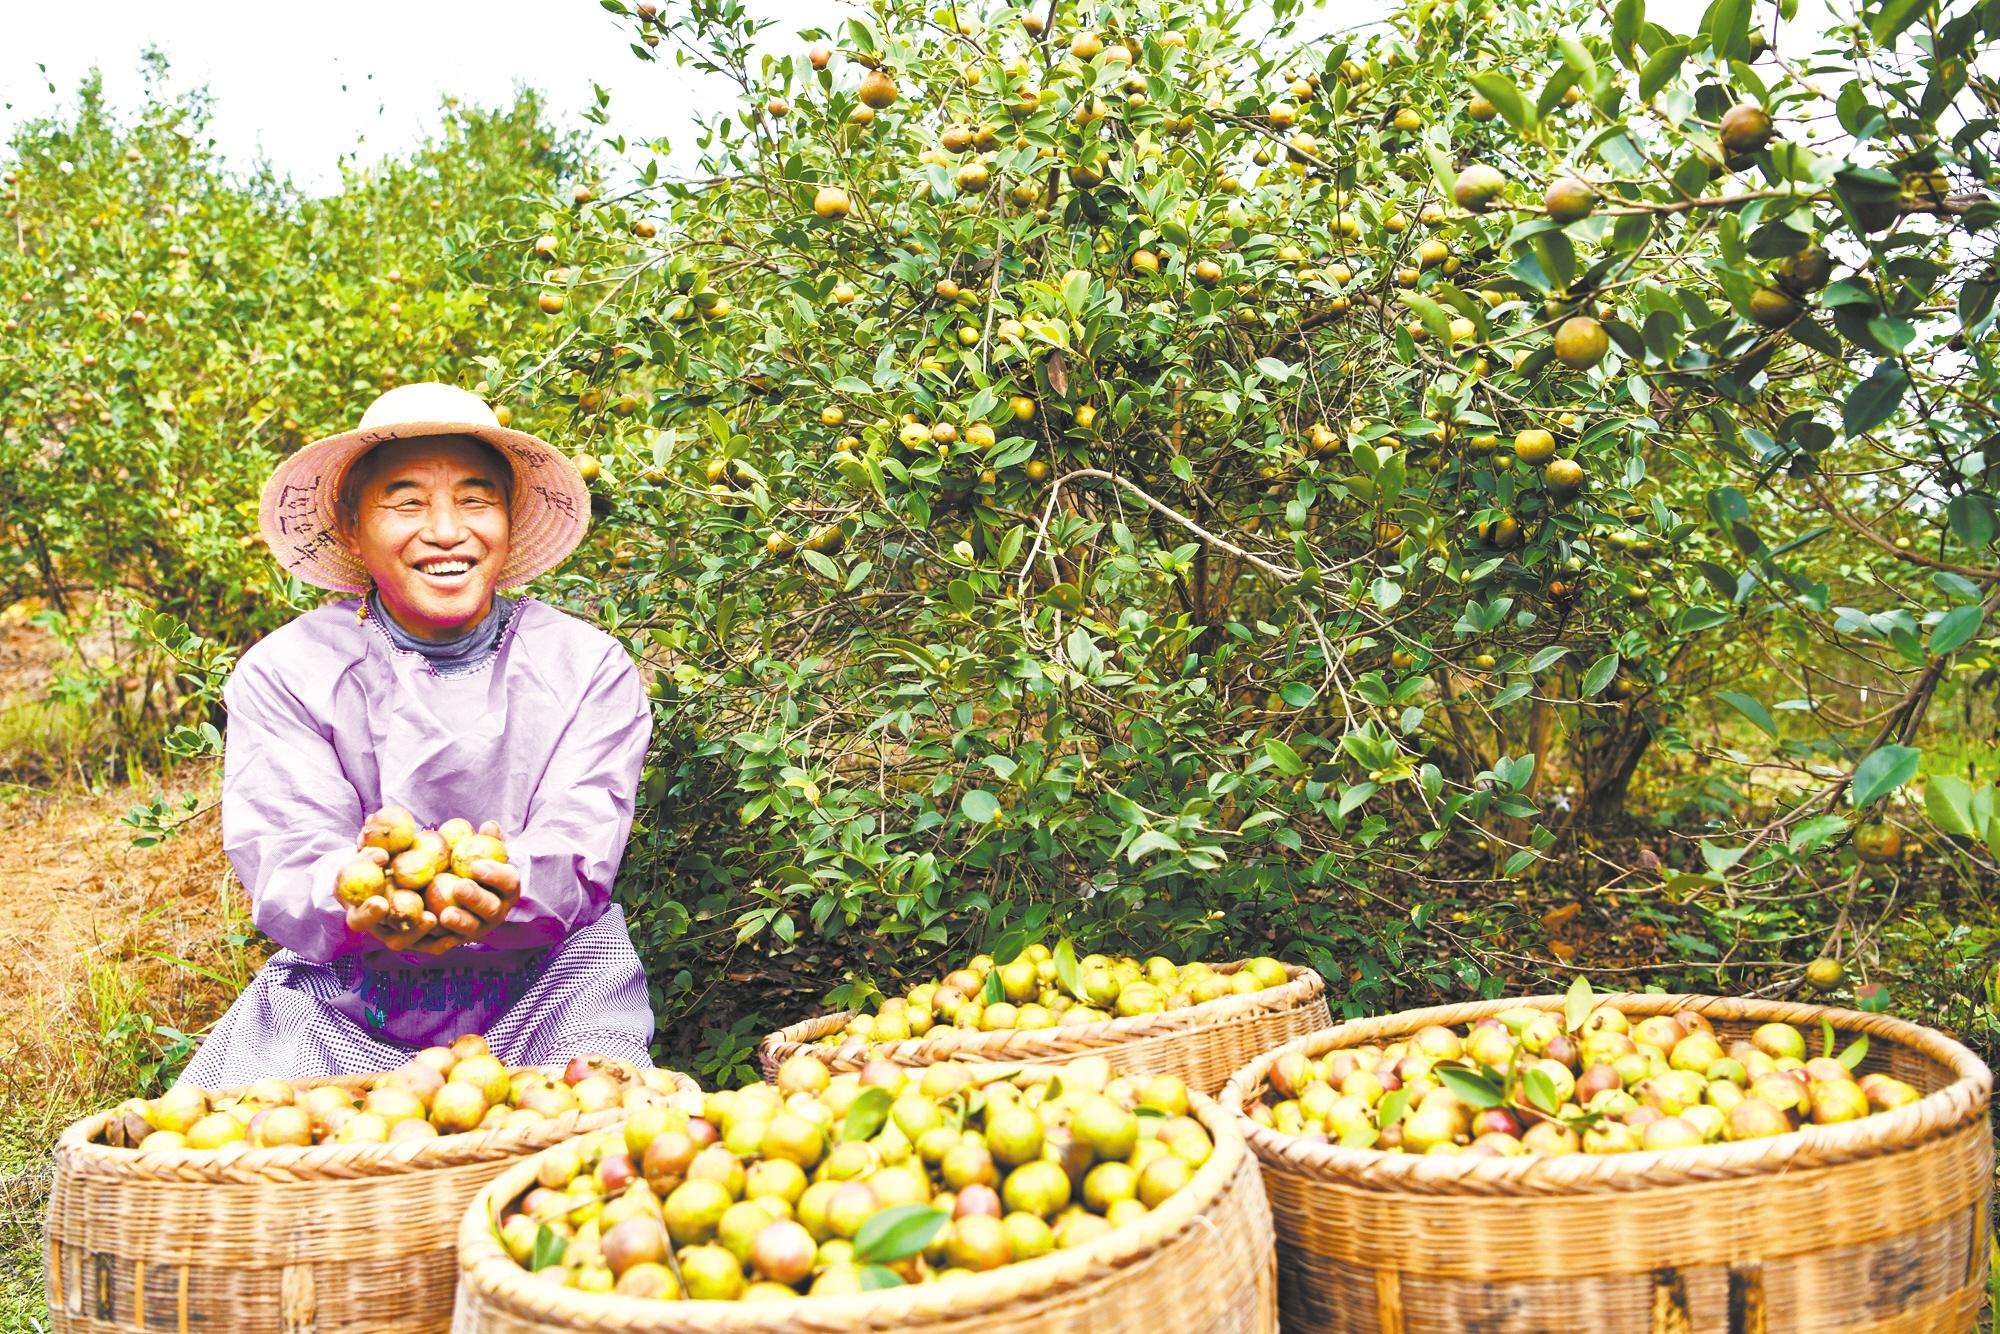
[95,1036,690,1151]
[336,806,510,935]
[1248,996,1920,1159]
[815,947,1292,1048]
[496,1057,1211,1300]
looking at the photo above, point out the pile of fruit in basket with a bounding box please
[494,1054,1211,1299]
[94,1036,688,1151]
[1247,997,1925,1157]
[817,945,1293,1044]
[335,805,511,939]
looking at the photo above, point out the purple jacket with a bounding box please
[219,597,652,1048]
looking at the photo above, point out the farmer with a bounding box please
[180,382,654,1086]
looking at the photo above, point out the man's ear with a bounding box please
[336,515,364,560]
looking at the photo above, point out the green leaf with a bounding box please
[1582,653,1620,698]
[1925,775,1979,836]
[1946,495,1995,548]
[1055,938,1087,1000]
[1868,0,1929,43]
[1565,974,1594,1032]
[1638,42,1687,101]
[1399,292,1454,345]
[1612,0,1644,62]
[1126,829,1183,862]
[853,1205,948,1264]
[1376,1087,1410,1129]
[984,969,1006,1004]
[1436,1066,1505,1108]
[1843,365,1908,437]
[529,1223,568,1271]
[1716,691,1777,738]
[960,789,1002,823]
[1264,738,1305,775]
[1467,72,1533,131]
[1528,645,1568,673]
[858,1265,908,1291]
[1280,682,1317,707]
[1928,605,1985,656]
[1523,1066,1561,1115]
[1837,1034,1870,1071]
[1850,745,1921,808]
[1703,0,1752,61]
[842,1086,894,1142]
[1556,34,1600,92]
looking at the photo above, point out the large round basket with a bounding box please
[757,961,1329,1095]
[1218,992,1993,1334]
[45,1066,701,1334]
[451,1071,1278,1332]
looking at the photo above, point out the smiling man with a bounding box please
[179,382,656,1086]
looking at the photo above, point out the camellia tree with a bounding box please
[488,0,1999,1027]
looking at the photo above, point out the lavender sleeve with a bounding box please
[480,645,651,951]
[222,654,369,964]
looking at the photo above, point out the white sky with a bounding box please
[2,0,1825,192]
[0,0,812,192]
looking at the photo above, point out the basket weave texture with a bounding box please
[1218,992,1993,1334]
[451,1073,1278,1333]
[757,961,1329,1095]
[45,1066,700,1334]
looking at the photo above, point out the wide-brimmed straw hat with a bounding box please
[257,382,589,594]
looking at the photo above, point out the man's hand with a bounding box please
[339,844,460,954]
[435,821,521,944]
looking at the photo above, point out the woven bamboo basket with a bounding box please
[451,1070,1278,1333]
[1218,992,1993,1334]
[45,1066,701,1334]
[757,960,1329,1095]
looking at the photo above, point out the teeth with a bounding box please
[422,561,472,576]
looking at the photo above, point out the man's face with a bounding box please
[341,436,512,640]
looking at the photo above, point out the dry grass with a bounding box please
[0,777,247,1329]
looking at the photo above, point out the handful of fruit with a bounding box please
[818,945,1293,1046]
[94,1034,685,1152]
[335,804,510,940]
[1249,993,1924,1159]
[496,1053,1212,1301]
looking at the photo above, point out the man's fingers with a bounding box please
[478,820,504,839]
[469,860,520,898]
[347,896,389,932]
[450,879,505,921]
[363,846,390,867]
[438,906,482,936]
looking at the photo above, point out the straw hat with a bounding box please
[257,383,590,594]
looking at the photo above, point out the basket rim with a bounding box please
[1217,991,1992,1195]
[456,1066,1252,1330]
[758,960,1325,1069]
[55,1067,700,1185]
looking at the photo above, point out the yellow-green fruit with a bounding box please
[334,859,386,907]
[1775,247,1833,294]
[813,186,851,220]
[1806,957,1845,991]
[1544,458,1584,499]
[1553,316,1609,369]
[1543,177,1596,224]
[858,69,899,109]
[1452,164,1507,213]
[1748,287,1800,329]
[1854,823,1903,865]
[1718,103,1774,154]
[1513,429,1557,465]
[1467,94,1498,122]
